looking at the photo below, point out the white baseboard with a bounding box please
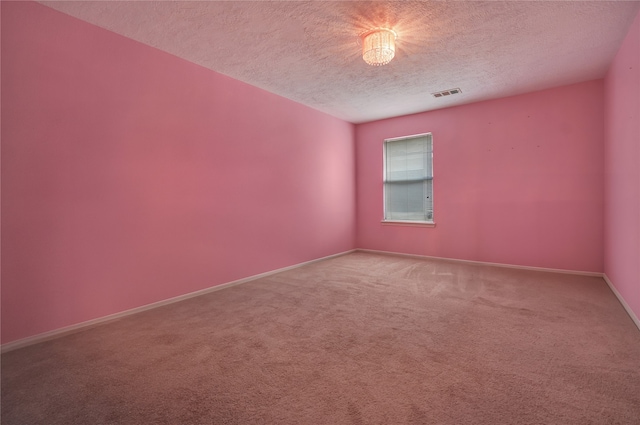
[5,249,636,353]
[1,249,356,353]
[603,274,640,332]
[356,249,603,277]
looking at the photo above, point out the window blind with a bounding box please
[384,134,433,221]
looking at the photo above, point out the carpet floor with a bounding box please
[2,252,640,424]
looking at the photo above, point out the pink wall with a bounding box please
[1,2,356,344]
[356,81,604,272]
[604,10,640,320]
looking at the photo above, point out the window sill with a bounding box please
[381,220,435,228]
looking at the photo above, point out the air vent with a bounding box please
[432,88,462,98]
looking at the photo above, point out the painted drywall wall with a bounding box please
[604,10,640,321]
[356,81,604,273]
[1,2,356,344]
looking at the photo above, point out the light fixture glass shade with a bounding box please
[362,28,397,66]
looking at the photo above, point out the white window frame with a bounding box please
[382,133,434,226]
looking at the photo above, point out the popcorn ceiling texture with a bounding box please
[39,1,640,123]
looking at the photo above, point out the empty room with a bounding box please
[2,1,639,424]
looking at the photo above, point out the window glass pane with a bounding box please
[385,181,424,220]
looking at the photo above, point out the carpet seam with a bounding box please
[356,248,603,276]
[359,248,640,333]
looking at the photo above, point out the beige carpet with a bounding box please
[2,252,640,424]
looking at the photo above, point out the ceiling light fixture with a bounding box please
[361,28,397,66]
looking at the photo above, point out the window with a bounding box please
[383,133,433,223]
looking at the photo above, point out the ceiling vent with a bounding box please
[432,88,462,98]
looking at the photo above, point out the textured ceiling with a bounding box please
[39,1,640,123]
